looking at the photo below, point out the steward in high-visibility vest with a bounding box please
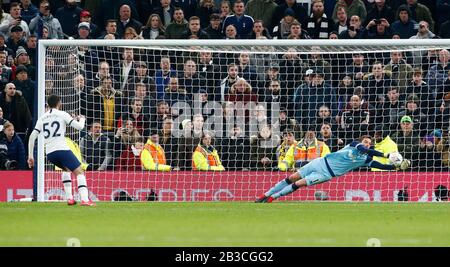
[279,130,330,171]
[192,133,225,171]
[55,137,89,171]
[140,133,171,171]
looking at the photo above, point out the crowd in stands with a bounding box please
[0,0,449,172]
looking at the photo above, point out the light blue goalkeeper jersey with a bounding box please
[324,142,372,177]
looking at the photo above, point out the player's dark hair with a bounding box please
[47,94,60,108]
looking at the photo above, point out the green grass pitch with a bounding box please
[1,202,449,247]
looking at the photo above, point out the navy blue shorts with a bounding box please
[47,150,81,172]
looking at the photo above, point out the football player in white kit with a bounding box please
[28,94,95,206]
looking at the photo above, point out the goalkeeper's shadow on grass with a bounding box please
[113,190,159,201]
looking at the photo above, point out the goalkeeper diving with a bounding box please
[256,135,410,203]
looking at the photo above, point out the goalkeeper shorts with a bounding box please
[298,158,333,186]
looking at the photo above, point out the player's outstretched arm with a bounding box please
[352,142,389,158]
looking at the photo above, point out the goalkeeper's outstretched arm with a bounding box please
[368,158,411,171]
[352,142,390,158]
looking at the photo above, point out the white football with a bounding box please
[389,152,403,165]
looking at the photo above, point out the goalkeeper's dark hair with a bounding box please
[359,135,372,142]
[47,94,61,108]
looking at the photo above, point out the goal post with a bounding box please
[37,39,450,202]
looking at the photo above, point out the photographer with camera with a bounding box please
[365,18,393,39]
[0,2,30,38]
[339,15,366,39]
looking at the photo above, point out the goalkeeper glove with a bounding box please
[395,159,411,170]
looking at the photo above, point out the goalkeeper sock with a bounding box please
[272,184,300,199]
[61,172,73,200]
[76,174,89,202]
[264,178,292,197]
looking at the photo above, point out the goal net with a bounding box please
[37,39,450,202]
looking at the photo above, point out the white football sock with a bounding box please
[61,172,73,200]
[76,174,89,202]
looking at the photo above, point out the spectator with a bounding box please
[279,129,330,170]
[113,47,137,90]
[0,33,14,60]
[29,0,64,39]
[73,21,92,39]
[279,48,303,92]
[405,0,434,32]
[306,47,332,81]
[397,94,428,135]
[116,4,143,38]
[155,56,177,100]
[409,21,436,66]
[0,2,31,38]
[418,128,444,170]
[192,132,225,171]
[311,105,338,132]
[164,76,191,106]
[220,63,240,102]
[377,85,404,128]
[0,121,26,169]
[172,0,198,20]
[365,0,395,25]
[20,0,39,25]
[98,19,119,39]
[73,74,88,117]
[80,121,112,171]
[318,122,344,152]
[436,127,450,168]
[224,24,237,39]
[273,108,301,136]
[0,83,31,134]
[123,26,140,39]
[345,52,369,86]
[246,0,277,32]
[339,15,366,39]
[219,0,232,21]
[426,49,450,102]
[55,0,82,37]
[271,0,308,31]
[181,16,209,39]
[140,14,166,39]
[391,115,421,166]
[0,51,12,91]
[222,0,254,39]
[332,0,367,24]
[88,76,124,134]
[204,13,224,39]
[333,7,349,34]
[248,20,271,39]
[141,130,172,171]
[272,8,298,39]
[371,125,399,171]
[24,34,37,65]
[123,98,151,138]
[225,77,258,105]
[77,10,99,39]
[0,107,8,131]
[405,68,431,110]
[365,17,393,38]
[159,116,179,168]
[177,59,205,97]
[306,0,332,39]
[155,101,170,131]
[384,50,413,90]
[276,128,297,171]
[250,124,280,170]
[12,64,35,114]
[196,0,219,29]
[198,50,221,98]
[339,94,371,143]
[125,61,155,97]
[390,5,417,39]
[115,139,144,171]
[6,25,27,55]
[259,79,288,120]
[153,0,176,27]
[88,61,113,89]
[165,8,188,39]
[362,61,393,105]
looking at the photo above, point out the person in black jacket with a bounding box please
[271,0,308,32]
[204,13,224,39]
[180,16,209,39]
[116,4,143,38]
